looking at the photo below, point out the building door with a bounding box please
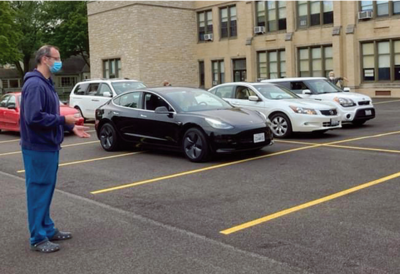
[233,59,246,82]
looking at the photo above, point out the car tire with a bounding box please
[74,106,87,122]
[269,113,292,138]
[99,123,119,151]
[352,120,366,126]
[182,128,209,162]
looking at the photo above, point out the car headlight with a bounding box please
[74,112,82,118]
[289,105,317,115]
[334,97,356,107]
[205,118,233,129]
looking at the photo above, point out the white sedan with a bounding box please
[208,82,341,138]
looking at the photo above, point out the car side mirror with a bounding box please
[155,106,169,114]
[103,91,112,97]
[302,89,312,95]
[248,95,260,102]
[343,87,350,92]
[7,103,16,110]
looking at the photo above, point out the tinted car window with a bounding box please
[0,95,10,107]
[305,79,343,94]
[289,81,308,94]
[166,90,231,112]
[7,95,16,106]
[214,86,234,98]
[73,83,89,95]
[144,93,172,111]
[87,83,100,95]
[254,85,300,100]
[112,82,146,95]
[234,86,256,100]
[118,92,141,108]
[97,84,112,97]
[273,81,291,90]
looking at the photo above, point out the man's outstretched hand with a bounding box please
[72,125,91,138]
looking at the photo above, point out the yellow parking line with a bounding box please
[374,99,400,105]
[220,171,400,235]
[328,130,400,144]
[91,144,324,194]
[0,151,20,157]
[0,141,99,157]
[91,130,400,194]
[327,144,400,154]
[17,151,142,173]
[62,140,99,148]
[276,140,315,146]
[276,140,400,154]
[0,139,20,144]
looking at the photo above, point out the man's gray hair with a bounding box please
[35,45,59,65]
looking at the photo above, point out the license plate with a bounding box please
[253,133,265,143]
[330,118,340,126]
[365,110,372,116]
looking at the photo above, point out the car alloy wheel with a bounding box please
[270,113,292,138]
[100,123,118,151]
[183,128,209,162]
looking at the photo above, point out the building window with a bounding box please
[233,59,247,82]
[256,1,287,31]
[2,80,8,89]
[298,1,333,28]
[360,1,400,17]
[298,45,333,77]
[212,60,225,86]
[199,61,205,88]
[60,77,76,87]
[103,59,121,79]
[362,40,400,82]
[395,40,400,80]
[9,79,19,88]
[257,50,286,80]
[220,5,237,38]
[198,10,213,42]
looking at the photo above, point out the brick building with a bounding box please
[87,1,400,97]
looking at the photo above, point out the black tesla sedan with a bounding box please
[95,87,273,162]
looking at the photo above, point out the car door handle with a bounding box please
[140,114,147,118]
[92,99,99,102]
[113,111,119,115]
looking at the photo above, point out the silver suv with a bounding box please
[69,79,146,120]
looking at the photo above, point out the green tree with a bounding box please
[41,1,89,67]
[0,1,22,64]
[11,1,44,79]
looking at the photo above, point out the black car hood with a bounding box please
[185,108,265,127]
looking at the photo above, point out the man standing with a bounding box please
[20,45,90,253]
[328,71,347,88]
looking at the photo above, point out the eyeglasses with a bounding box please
[46,55,61,61]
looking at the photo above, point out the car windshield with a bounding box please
[111,81,146,95]
[254,84,300,99]
[165,89,232,112]
[305,79,343,94]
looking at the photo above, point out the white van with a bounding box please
[69,79,146,120]
[262,77,375,126]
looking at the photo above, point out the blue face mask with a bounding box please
[49,61,62,73]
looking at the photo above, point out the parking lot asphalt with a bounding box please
[1,98,400,274]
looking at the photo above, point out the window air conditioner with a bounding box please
[254,26,266,34]
[204,34,213,41]
[358,11,373,20]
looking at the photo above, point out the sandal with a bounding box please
[31,240,60,253]
[49,229,72,241]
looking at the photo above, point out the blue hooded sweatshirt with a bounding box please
[20,69,73,151]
